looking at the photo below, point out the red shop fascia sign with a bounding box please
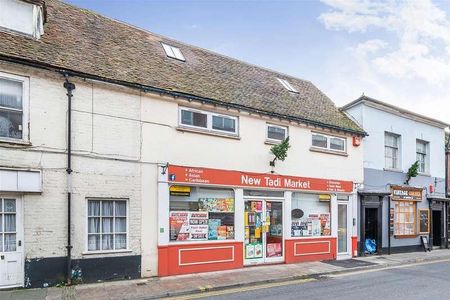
[167,165,353,193]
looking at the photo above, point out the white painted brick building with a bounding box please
[0,0,365,287]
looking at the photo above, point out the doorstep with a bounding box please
[3,250,450,300]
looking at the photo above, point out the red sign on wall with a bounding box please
[168,165,353,193]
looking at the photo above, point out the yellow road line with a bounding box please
[328,258,450,278]
[166,278,316,300]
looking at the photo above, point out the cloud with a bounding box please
[319,0,450,85]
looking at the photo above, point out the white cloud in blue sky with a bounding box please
[318,0,450,123]
[66,0,450,123]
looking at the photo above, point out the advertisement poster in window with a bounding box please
[170,211,209,241]
[170,212,190,241]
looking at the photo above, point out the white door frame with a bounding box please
[337,200,352,260]
[243,197,285,265]
[0,195,24,289]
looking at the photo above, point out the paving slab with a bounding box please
[0,249,449,300]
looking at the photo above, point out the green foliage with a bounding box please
[405,161,419,185]
[271,137,291,162]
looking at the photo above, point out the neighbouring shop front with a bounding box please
[359,185,433,255]
[157,164,356,276]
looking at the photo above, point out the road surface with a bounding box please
[174,260,450,300]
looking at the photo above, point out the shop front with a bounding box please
[157,165,356,276]
[358,185,431,255]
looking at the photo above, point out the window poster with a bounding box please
[198,198,234,212]
[170,211,190,241]
[170,211,208,241]
[245,243,263,259]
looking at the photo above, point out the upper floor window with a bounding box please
[416,140,429,173]
[0,73,28,141]
[179,107,238,135]
[161,43,185,61]
[0,0,44,39]
[385,132,400,169]
[311,133,346,152]
[277,78,299,93]
[266,124,288,142]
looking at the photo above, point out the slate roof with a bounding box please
[0,0,364,135]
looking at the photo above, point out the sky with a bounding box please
[65,0,450,123]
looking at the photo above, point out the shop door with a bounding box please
[337,202,351,258]
[0,198,23,288]
[244,200,283,264]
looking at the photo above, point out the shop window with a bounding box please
[87,199,128,251]
[394,201,416,236]
[0,73,29,141]
[385,132,400,169]
[169,186,235,241]
[416,140,429,173]
[179,107,238,135]
[311,133,346,152]
[291,193,331,237]
[266,124,288,142]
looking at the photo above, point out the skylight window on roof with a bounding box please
[277,78,298,93]
[161,43,185,61]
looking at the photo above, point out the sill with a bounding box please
[394,235,418,239]
[0,138,32,147]
[287,236,336,240]
[82,249,132,255]
[418,172,431,177]
[383,168,403,173]
[309,147,348,157]
[265,139,283,146]
[176,126,240,140]
[168,240,237,246]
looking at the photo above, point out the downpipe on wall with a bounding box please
[63,74,75,285]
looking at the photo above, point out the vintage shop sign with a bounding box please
[391,185,423,201]
[168,165,353,193]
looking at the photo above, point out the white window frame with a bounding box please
[416,139,429,174]
[311,132,346,153]
[85,198,129,253]
[178,106,239,135]
[0,71,29,143]
[161,42,185,61]
[266,123,288,143]
[384,132,401,170]
[277,78,299,93]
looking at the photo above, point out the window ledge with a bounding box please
[168,239,237,246]
[394,235,418,239]
[264,140,282,146]
[82,249,132,256]
[418,172,431,177]
[176,126,240,140]
[0,138,31,147]
[383,168,403,173]
[309,147,348,157]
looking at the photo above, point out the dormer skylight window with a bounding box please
[0,0,44,39]
[277,78,299,93]
[161,43,185,61]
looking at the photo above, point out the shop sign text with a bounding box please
[168,165,353,193]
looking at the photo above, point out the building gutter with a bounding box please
[63,75,76,285]
[0,54,367,137]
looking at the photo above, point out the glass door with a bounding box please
[0,198,23,288]
[265,201,283,262]
[337,203,350,256]
[244,200,264,264]
[244,200,283,265]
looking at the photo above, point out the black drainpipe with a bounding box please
[63,75,75,285]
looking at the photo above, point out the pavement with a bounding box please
[1,249,450,300]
